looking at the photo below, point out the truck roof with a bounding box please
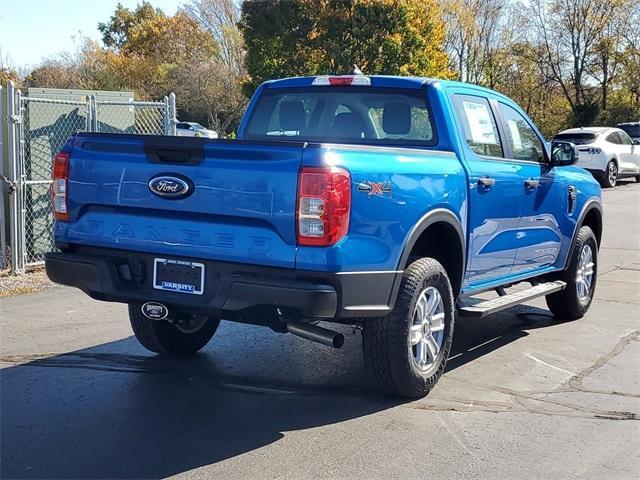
[265,75,495,92]
[263,75,518,106]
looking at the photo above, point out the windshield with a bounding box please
[553,132,597,145]
[618,124,640,138]
[244,87,436,146]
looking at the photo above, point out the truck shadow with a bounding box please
[1,305,557,479]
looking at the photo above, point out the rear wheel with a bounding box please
[362,258,454,398]
[545,226,598,320]
[601,160,618,188]
[129,304,220,355]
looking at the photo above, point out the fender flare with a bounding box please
[564,198,603,269]
[397,208,466,280]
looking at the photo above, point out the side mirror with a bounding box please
[634,139,640,145]
[551,140,577,166]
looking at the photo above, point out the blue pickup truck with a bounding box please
[45,75,603,397]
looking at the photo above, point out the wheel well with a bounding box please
[406,222,464,297]
[582,207,603,247]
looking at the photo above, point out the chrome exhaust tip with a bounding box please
[286,321,345,348]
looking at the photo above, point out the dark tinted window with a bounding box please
[618,124,640,138]
[553,133,596,145]
[176,123,191,130]
[245,87,435,145]
[499,103,545,163]
[452,95,503,157]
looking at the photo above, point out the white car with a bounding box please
[175,121,218,139]
[554,127,640,187]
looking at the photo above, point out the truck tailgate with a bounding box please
[59,134,305,268]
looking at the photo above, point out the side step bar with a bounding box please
[458,280,566,318]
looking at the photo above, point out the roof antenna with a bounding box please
[350,65,363,75]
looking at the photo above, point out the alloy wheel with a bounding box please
[409,286,445,370]
[575,244,595,304]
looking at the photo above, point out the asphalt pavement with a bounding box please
[1,181,639,480]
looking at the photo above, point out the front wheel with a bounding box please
[362,258,455,398]
[129,304,220,355]
[545,226,598,320]
[601,160,618,188]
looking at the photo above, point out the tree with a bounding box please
[528,0,621,126]
[442,0,509,87]
[0,49,20,86]
[98,2,160,51]
[240,0,453,95]
[183,0,248,131]
[185,0,245,77]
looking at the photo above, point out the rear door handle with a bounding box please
[524,178,539,190]
[477,176,496,188]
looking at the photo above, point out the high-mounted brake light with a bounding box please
[52,151,70,221]
[297,166,351,246]
[312,75,371,86]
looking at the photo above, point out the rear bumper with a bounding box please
[45,246,402,322]
[576,152,606,171]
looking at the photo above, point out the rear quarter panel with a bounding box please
[296,145,467,271]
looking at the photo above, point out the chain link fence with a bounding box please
[22,97,90,266]
[1,82,177,274]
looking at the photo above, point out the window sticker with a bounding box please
[462,101,498,145]
[507,120,523,150]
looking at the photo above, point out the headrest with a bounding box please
[279,101,306,131]
[383,101,411,135]
[331,112,365,138]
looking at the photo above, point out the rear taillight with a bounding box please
[297,166,351,246]
[52,151,70,221]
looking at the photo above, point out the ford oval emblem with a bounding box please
[148,174,194,200]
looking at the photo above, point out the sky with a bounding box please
[0,0,180,69]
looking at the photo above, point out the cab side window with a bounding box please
[452,95,503,157]
[498,104,545,163]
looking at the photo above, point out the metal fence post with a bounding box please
[86,95,93,132]
[6,81,24,274]
[90,95,98,132]
[168,92,177,136]
[163,96,170,135]
[16,89,26,274]
[0,84,5,271]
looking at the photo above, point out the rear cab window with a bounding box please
[244,86,436,146]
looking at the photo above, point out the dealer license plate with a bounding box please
[153,258,205,295]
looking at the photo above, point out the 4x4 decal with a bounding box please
[358,180,392,198]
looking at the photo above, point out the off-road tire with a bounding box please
[600,160,618,188]
[129,304,220,355]
[362,258,455,398]
[545,226,598,320]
